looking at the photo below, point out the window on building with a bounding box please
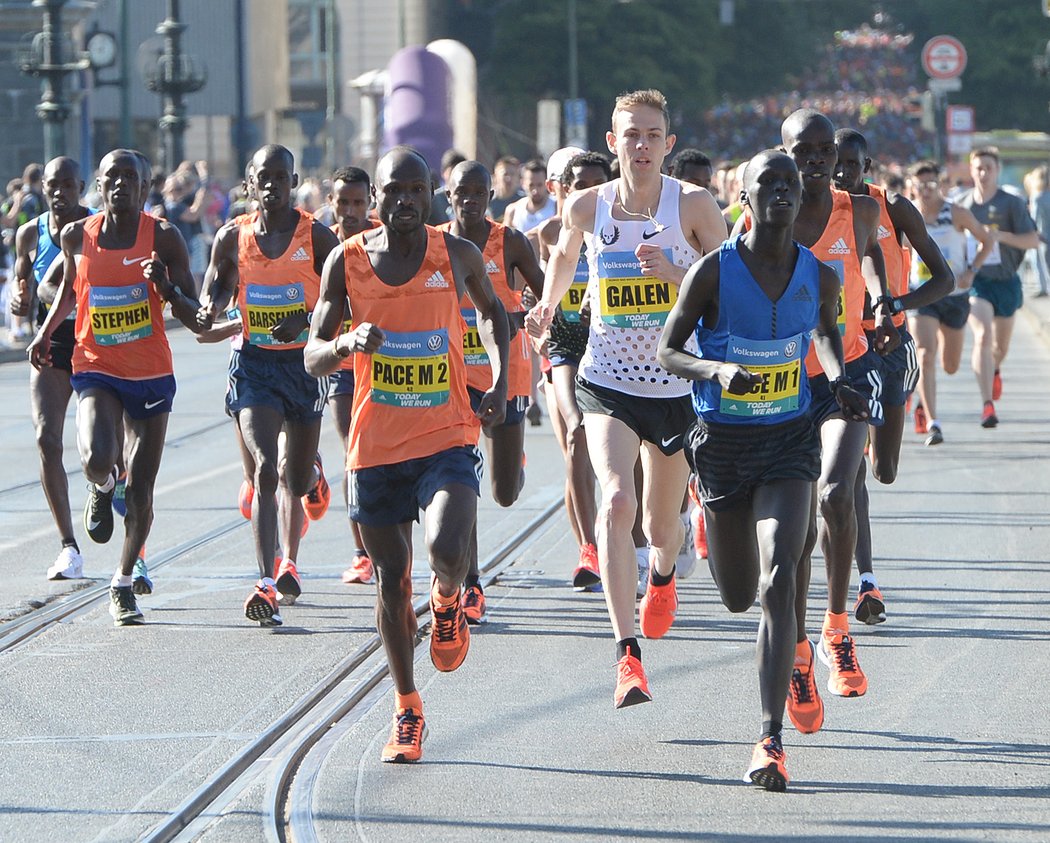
[288,0,328,84]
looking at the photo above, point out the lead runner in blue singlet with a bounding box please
[659,150,869,792]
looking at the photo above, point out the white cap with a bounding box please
[546,146,586,182]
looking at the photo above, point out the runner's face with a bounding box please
[332,180,371,236]
[448,172,491,225]
[677,163,712,190]
[970,154,999,192]
[43,163,82,216]
[374,156,431,233]
[744,156,801,226]
[98,154,141,213]
[785,122,836,195]
[522,169,548,204]
[832,141,868,193]
[495,164,518,194]
[912,171,940,202]
[252,152,297,211]
[607,105,674,177]
[568,164,608,193]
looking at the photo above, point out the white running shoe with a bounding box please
[635,546,649,598]
[676,511,697,579]
[47,546,84,580]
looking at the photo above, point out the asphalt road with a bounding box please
[0,312,1048,842]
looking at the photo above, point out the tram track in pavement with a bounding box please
[138,495,563,843]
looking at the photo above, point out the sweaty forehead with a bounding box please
[253,150,293,172]
[101,153,138,172]
[613,105,666,134]
[785,119,834,148]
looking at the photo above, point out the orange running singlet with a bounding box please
[236,209,318,351]
[334,220,380,371]
[863,184,909,330]
[439,221,530,397]
[72,212,173,379]
[344,226,476,470]
[805,189,869,377]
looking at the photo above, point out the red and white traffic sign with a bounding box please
[923,35,967,80]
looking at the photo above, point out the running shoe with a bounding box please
[639,573,678,639]
[913,402,927,435]
[109,586,144,626]
[429,586,470,672]
[84,470,116,544]
[992,369,1002,401]
[981,401,998,429]
[463,584,487,625]
[690,503,708,560]
[525,402,542,427]
[572,543,601,591]
[614,651,652,708]
[924,423,944,446]
[676,515,697,579]
[818,627,867,697]
[132,550,153,596]
[275,559,302,605]
[47,546,83,580]
[112,472,127,518]
[238,480,253,520]
[854,582,886,625]
[745,734,789,791]
[381,707,427,763]
[244,582,283,626]
[635,547,649,599]
[341,553,374,584]
[786,640,824,734]
[302,454,331,520]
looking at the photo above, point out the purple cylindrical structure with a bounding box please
[383,46,453,173]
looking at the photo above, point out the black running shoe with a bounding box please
[109,586,144,626]
[84,474,116,544]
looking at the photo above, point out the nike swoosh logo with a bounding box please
[122,256,149,266]
[143,398,165,410]
[641,230,660,240]
[88,518,102,531]
[660,435,681,448]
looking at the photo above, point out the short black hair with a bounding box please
[441,149,467,172]
[522,158,547,175]
[669,149,712,179]
[332,166,370,189]
[561,152,612,186]
[834,128,868,155]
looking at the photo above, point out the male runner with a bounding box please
[528,89,727,707]
[305,146,509,763]
[906,161,994,445]
[440,160,545,623]
[958,147,1039,427]
[326,166,380,586]
[198,144,339,626]
[832,129,954,624]
[660,149,867,791]
[10,157,94,580]
[489,155,524,222]
[503,158,557,233]
[669,149,715,191]
[27,149,202,625]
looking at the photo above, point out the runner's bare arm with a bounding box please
[10,220,39,317]
[657,253,755,393]
[27,222,82,368]
[506,226,545,299]
[305,247,380,377]
[683,185,730,256]
[888,194,954,310]
[811,262,868,421]
[952,205,995,291]
[852,195,898,354]
[143,221,204,332]
[197,223,240,330]
[526,188,594,337]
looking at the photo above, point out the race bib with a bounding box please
[461,308,488,366]
[371,329,450,408]
[822,258,847,336]
[597,250,676,329]
[560,254,590,323]
[719,334,804,418]
[245,283,307,346]
[89,283,152,346]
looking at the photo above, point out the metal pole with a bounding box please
[567,0,578,102]
[119,0,131,147]
[36,0,70,160]
[325,0,337,172]
[157,0,188,172]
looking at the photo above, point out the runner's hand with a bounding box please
[956,268,975,291]
[196,303,218,331]
[871,314,900,356]
[834,384,869,422]
[27,331,51,370]
[526,301,555,339]
[9,277,30,317]
[475,389,507,429]
[142,251,173,299]
[718,363,760,395]
[345,322,385,355]
[635,243,674,282]
[271,312,309,343]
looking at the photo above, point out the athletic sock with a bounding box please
[395,690,423,712]
[650,565,675,587]
[859,572,877,590]
[616,637,641,661]
[929,419,940,429]
[96,472,115,494]
[261,576,276,588]
[353,547,367,558]
[111,573,133,588]
[761,720,783,740]
[464,573,481,589]
[62,539,79,553]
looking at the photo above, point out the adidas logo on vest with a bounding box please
[484,259,501,275]
[827,238,851,255]
[424,271,450,288]
[876,225,892,240]
[290,246,310,261]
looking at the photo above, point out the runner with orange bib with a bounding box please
[439,160,545,624]
[305,147,509,764]
[198,144,340,627]
[28,148,203,626]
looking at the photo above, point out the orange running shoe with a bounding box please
[429,586,470,672]
[786,640,824,734]
[381,707,427,763]
[690,504,708,559]
[614,651,652,708]
[639,573,677,639]
[745,735,789,791]
[992,369,1002,401]
[818,626,867,697]
[275,559,302,605]
[302,454,331,521]
[238,480,254,520]
[572,543,601,591]
[854,582,886,625]
[981,401,998,429]
[913,403,927,435]
[244,582,282,626]
[463,584,487,625]
[342,553,374,584]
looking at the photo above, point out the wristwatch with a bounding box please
[875,294,904,316]
[828,376,849,396]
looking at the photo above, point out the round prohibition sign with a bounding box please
[922,35,967,80]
